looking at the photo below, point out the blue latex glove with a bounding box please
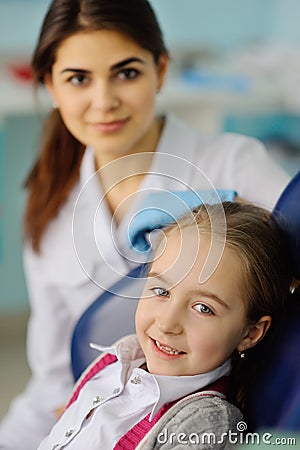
[128,189,237,252]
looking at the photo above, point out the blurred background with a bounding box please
[1,0,300,419]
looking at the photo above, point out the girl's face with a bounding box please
[45,30,168,163]
[136,229,267,376]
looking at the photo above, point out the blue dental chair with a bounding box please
[71,264,146,381]
[70,175,300,430]
[248,170,300,431]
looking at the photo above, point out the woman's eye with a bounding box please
[151,287,170,298]
[117,68,140,80]
[68,74,88,86]
[193,303,213,315]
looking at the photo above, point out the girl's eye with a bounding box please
[151,287,170,298]
[68,74,89,86]
[193,303,213,315]
[117,68,140,80]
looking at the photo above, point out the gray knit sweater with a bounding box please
[137,391,243,449]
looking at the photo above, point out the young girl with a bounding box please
[0,0,290,448]
[37,202,293,449]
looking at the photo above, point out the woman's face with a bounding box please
[45,30,168,163]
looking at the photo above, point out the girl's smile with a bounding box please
[150,337,186,359]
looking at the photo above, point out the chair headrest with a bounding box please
[272,171,300,279]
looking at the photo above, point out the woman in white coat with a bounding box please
[0,0,290,449]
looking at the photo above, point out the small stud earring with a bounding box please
[290,285,295,294]
[290,279,300,294]
[239,351,245,359]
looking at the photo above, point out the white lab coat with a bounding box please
[0,114,290,450]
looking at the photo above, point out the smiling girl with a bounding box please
[37,202,293,449]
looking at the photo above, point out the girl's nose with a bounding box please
[92,81,120,111]
[156,305,183,335]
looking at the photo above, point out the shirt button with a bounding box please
[131,375,141,384]
[65,429,75,438]
[92,395,102,405]
[113,387,120,394]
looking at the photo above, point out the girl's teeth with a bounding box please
[155,340,180,355]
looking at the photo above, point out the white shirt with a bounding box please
[38,335,231,450]
[0,114,290,450]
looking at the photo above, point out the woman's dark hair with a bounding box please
[25,0,168,251]
[160,202,293,423]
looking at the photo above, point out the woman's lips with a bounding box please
[91,118,129,133]
[150,337,186,359]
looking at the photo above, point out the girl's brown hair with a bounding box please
[25,0,168,252]
[161,201,293,422]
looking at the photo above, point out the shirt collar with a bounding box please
[90,335,144,362]
[91,335,231,421]
[149,358,231,419]
[79,146,97,187]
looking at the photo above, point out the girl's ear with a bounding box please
[156,53,169,92]
[237,316,272,352]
